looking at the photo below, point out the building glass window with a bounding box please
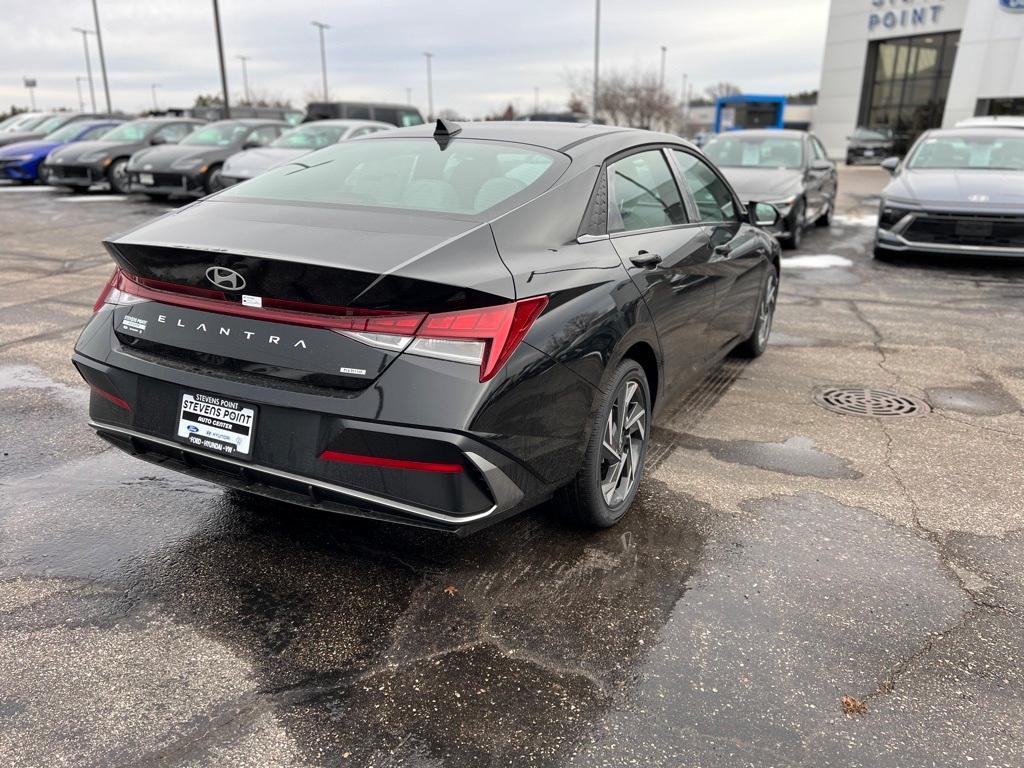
[859,31,960,152]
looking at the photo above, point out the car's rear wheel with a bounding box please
[736,265,778,358]
[107,158,129,194]
[562,360,650,528]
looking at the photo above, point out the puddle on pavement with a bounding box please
[657,430,861,480]
[926,379,1020,417]
[0,364,86,408]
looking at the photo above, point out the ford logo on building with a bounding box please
[999,0,1024,12]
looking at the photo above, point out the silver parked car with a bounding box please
[875,127,1024,260]
[219,119,392,186]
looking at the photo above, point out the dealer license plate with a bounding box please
[138,173,154,185]
[176,392,257,458]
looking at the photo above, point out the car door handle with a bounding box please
[630,250,663,268]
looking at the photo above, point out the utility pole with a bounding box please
[75,77,86,112]
[682,72,689,127]
[592,0,600,122]
[236,55,250,103]
[211,0,231,117]
[423,52,434,121]
[71,27,97,112]
[91,0,111,112]
[534,86,539,114]
[405,87,412,105]
[151,83,161,111]
[311,21,330,101]
[659,46,667,91]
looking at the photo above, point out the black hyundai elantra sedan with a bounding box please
[73,120,781,535]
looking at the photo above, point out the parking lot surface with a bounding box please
[1,168,1023,767]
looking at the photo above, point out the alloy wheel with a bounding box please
[110,160,129,193]
[757,271,779,348]
[600,377,647,507]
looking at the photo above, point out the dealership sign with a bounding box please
[868,0,946,31]
[999,0,1024,13]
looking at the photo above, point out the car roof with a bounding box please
[710,128,807,139]
[924,126,1024,140]
[361,120,696,157]
[955,116,1024,129]
[297,119,393,128]
[126,116,205,124]
[202,118,289,127]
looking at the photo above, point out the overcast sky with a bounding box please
[0,0,830,117]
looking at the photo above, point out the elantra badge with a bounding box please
[205,266,246,291]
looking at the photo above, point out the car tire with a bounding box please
[735,265,778,358]
[107,158,130,194]
[783,200,805,250]
[204,165,225,195]
[561,360,650,528]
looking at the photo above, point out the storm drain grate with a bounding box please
[813,386,930,418]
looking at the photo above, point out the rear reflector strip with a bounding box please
[319,450,463,473]
[90,384,131,411]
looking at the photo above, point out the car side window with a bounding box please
[83,124,114,140]
[672,150,737,223]
[607,150,687,233]
[154,123,194,143]
[348,127,373,139]
[248,126,280,146]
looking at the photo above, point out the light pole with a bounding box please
[423,52,434,122]
[659,46,667,91]
[311,21,330,101]
[90,0,111,112]
[405,87,412,105]
[592,0,600,122]
[236,55,250,103]
[211,0,231,117]
[534,86,539,114]
[72,28,97,112]
[24,78,37,110]
[75,77,86,112]
[151,83,161,111]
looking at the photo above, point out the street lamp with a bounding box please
[423,52,434,122]
[211,0,231,117]
[23,77,37,111]
[659,46,667,91]
[151,83,161,112]
[406,87,412,105]
[311,21,330,101]
[236,55,250,104]
[71,27,97,112]
[75,77,86,112]
[90,0,111,112]
[592,0,600,122]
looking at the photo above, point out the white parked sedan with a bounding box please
[219,119,393,186]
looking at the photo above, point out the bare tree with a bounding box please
[704,82,742,101]
[567,68,680,129]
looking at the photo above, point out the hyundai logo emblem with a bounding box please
[205,266,246,291]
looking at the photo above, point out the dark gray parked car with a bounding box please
[44,118,204,194]
[875,127,1024,260]
[702,129,837,249]
[127,119,287,199]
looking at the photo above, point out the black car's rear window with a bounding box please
[219,138,567,216]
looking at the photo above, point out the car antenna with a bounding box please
[434,118,461,149]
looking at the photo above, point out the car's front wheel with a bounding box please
[562,360,650,528]
[783,199,805,250]
[736,265,778,358]
[204,165,225,194]
[107,158,129,194]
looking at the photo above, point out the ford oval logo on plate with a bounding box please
[1000,0,1024,12]
[205,266,246,291]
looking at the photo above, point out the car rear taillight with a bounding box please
[319,450,463,473]
[96,266,548,382]
[337,296,548,382]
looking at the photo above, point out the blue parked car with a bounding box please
[0,119,123,184]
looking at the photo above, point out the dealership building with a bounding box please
[815,0,1024,157]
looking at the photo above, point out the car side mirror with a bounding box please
[150,134,168,145]
[749,202,781,228]
[810,158,833,172]
[242,140,260,150]
[880,156,900,173]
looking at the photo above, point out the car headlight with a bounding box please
[6,154,33,162]
[770,195,798,210]
[879,204,912,230]
[79,151,109,163]
[172,158,204,170]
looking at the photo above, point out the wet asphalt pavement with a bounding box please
[1,169,1023,767]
